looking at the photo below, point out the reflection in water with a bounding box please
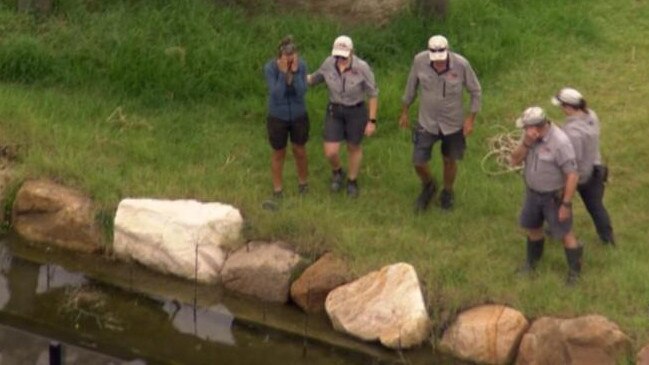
[37,264,87,294]
[0,238,410,365]
[163,301,236,345]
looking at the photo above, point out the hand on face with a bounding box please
[289,54,299,73]
[524,126,541,144]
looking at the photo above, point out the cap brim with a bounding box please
[515,118,524,128]
[429,50,448,61]
[551,96,562,106]
[332,49,351,58]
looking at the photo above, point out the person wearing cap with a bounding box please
[552,87,615,245]
[307,35,378,198]
[510,106,583,285]
[399,35,482,211]
[263,35,309,202]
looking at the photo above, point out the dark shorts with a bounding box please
[323,102,368,145]
[519,188,573,239]
[411,124,466,165]
[267,114,309,150]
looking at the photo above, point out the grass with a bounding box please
[1,0,649,354]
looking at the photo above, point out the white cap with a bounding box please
[428,35,449,61]
[551,87,584,107]
[516,106,548,128]
[332,35,353,58]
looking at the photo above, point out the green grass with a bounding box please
[1,0,649,353]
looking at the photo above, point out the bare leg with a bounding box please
[346,143,362,180]
[271,148,286,192]
[292,144,308,185]
[442,156,457,191]
[323,142,342,171]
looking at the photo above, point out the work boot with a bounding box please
[517,238,545,276]
[298,183,309,196]
[346,179,359,198]
[564,246,583,286]
[330,169,345,193]
[262,190,283,211]
[439,189,454,210]
[414,180,437,213]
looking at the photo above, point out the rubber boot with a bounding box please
[564,246,583,286]
[518,237,544,275]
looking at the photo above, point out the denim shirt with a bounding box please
[264,59,308,121]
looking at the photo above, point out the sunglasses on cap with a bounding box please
[429,48,447,53]
[334,56,349,61]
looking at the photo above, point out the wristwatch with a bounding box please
[561,201,572,208]
[369,118,377,124]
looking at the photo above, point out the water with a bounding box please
[0,234,451,364]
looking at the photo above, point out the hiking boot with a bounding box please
[330,169,345,193]
[440,189,454,210]
[298,183,309,196]
[346,179,359,198]
[516,238,544,278]
[564,246,583,287]
[415,180,437,213]
[262,190,283,211]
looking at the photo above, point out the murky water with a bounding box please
[0,234,454,364]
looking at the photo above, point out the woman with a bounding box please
[552,87,615,245]
[307,35,378,198]
[263,36,309,200]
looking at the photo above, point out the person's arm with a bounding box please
[559,171,579,221]
[510,129,539,166]
[399,59,419,129]
[361,64,378,136]
[293,59,308,98]
[463,61,482,136]
[307,60,326,86]
[264,62,287,98]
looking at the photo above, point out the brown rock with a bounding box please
[290,252,351,312]
[440,304,529,365]
[221,241,303,303]
[12,180,102,253]
[638,344,649,365]
[516,315,631,365]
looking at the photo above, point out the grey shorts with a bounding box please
[323,102,368,145]
[412,124,466,165]
[519,188,573,239]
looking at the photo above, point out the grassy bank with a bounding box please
[1,0,648,351]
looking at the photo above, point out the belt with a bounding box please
[330,101,364,108]
[527,187,561,196]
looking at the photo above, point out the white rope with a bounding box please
[481,126,523,176]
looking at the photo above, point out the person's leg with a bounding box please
[346,143,362,181]
[546,193,582,285]
[292,144,308,183]
[323,105,346,192]
[519,190,545,273]
[439,131,465,209]
[267,116,290,194]
[578,172,614,244]
[412,125,438,211]
[290,115,310,190]
[342,105,369,197]
[271,148,287,193]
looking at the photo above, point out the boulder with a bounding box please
[290,252,352,312]
[221,241,303,303]
[516,315,631,365]
[12,180,102,253]
[113,198,242,283]
[638,344,649,365]
[325,262,431,349]
[439,304,529,364]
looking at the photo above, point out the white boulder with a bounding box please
[113,198,242,283]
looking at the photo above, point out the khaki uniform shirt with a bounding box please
[562,109,602,184]
[524,124,578,192]
[402,51,482,135]
[310,55,378,106]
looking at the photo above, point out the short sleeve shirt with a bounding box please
[310,55,378,106]
[524,124,578,192]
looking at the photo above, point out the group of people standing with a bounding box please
[263,34,615,285]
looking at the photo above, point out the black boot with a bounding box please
[518,237,544,275]
[564,246,583,286]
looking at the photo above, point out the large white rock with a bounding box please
[113,198,242,283]
[325,262,431,349]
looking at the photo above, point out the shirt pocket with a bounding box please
[538,150,555,162]
[445,77,463,96]
[419,73,435,91]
